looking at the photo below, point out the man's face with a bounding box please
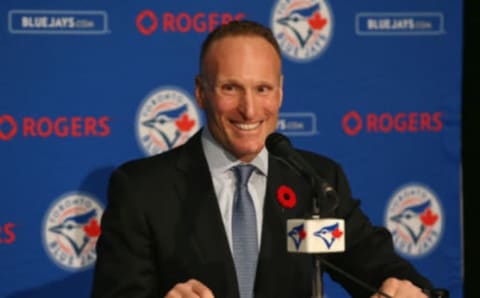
[195,35,283,162]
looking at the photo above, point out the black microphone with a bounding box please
[266,132,337,214]
[266,133,389,297]
[267,132,392,298]
[266,132,446,298]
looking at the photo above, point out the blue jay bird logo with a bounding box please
[142,104,189,149]
[136,87,201,156]
[288,223,306,250]
[48,209,100,256]
[271,0,333,61]
[314,222,343,249]
[276,3,324,48]
[43,192,104,270]
[389,200,439,245]
[385,184,443,257]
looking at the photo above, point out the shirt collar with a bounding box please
[201,127,268,176]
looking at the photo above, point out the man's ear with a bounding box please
[195,75,206,109]
[279,74,284,107]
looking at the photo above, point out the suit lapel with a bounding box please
[175,132,239,297]
[254,155,313,297]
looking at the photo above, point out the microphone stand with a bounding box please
[310,174,338,298]
[311,184,323,298]
[312,255,323,298]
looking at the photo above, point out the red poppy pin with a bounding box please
[276,185,297,209]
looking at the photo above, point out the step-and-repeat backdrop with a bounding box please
[0,0,463,297]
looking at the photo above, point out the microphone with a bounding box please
[266,133,446,298]
[266,132,395,298]
[266,132,337,214]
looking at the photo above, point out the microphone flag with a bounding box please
[287,218,345,254]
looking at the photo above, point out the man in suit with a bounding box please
[91,20,435,298]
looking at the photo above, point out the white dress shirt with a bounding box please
[201,128,268,251]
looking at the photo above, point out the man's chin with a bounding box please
[230,144,263,161]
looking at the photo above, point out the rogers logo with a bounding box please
[342,111,443,136]
[0,114,111,140]
[0,222,16,244]
[136,10,158,35]
[136,10,246,35]
[0,115,18,141]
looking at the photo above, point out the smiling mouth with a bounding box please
[233,122,262,131]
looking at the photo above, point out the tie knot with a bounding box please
[232,164,256,187]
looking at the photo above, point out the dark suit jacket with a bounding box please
[91,130,433,298]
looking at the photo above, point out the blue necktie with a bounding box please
[232,164,258,298]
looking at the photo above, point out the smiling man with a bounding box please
[195,25,283,163]
[91,20,436,298]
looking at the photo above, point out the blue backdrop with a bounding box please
[0,0,463,297]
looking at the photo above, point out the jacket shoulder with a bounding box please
[296,148,341,173]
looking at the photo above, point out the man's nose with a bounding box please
[238,90,256,119]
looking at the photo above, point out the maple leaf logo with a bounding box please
[420,208,438,226]
[332,227,343,239]
[83,218,101,237]
[175,113,195,132]
[299,229,306,240]
[308,12,328,30]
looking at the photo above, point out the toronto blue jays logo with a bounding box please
[271,0,333,62]
[385,184,443,257]
[314,222,343,249]
[43,192,103,270]
[288,223,306,250]
[136,87,201,156]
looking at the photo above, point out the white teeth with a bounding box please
[235,122,261,130]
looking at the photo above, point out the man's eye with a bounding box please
[221,84,239,94]
[222,85,235,91]
[257,85,272,93]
